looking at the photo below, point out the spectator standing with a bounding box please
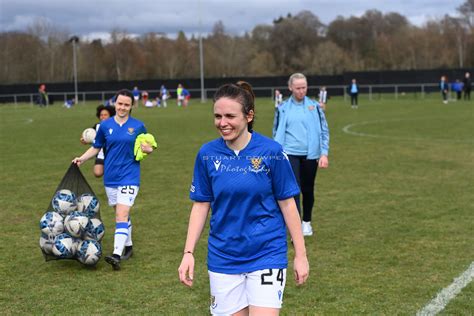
[274,89,283,108]
[182,88,191,107]
[348,79,359,108]
[159,85,169,108]
[440,76,449,104]
[463,72,471,101]
[452,80,463,100]
[37,84,49,107]
[132,86,140,105]
[318,86,328,111]
[177,84,184,106]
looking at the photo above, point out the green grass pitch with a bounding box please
[0,95,472,314]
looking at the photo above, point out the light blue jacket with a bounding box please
[273,96,329,159]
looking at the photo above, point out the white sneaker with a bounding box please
[302,221,313,236]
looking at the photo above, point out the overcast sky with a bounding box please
[0,0,464,40]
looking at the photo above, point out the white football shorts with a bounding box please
[105,185,139,207]
[208,268,287,315]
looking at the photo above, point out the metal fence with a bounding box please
[0,83,467,105]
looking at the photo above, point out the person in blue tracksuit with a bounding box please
[273,73,330,237]
[348,78,359,108]
[440,76,449,104]
[178,81,309,315]
[73,89,154,270]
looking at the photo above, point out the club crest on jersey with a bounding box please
[127,128,135,135]
[108,128,113,135]
[250,157,264,173]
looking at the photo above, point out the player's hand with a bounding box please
[319,155,329,168]
[141,142,153,154]
[294,255,309,285]
[178,253,195,287]
[72,157,83,166]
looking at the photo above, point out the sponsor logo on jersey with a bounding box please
[213,160,221,171]
[127,128,135,135]
[281,151,289,161]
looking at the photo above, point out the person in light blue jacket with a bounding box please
[273,73,329,236]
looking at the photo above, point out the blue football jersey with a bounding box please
[190,132,300,274]
[93,117,146,187]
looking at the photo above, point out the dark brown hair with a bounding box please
[114,89,135,106]
[213,81,255,131]
[96,104,116,119]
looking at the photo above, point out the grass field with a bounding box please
[0,95,472,315]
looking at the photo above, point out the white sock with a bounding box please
[125,217,133,247]
[113,222,128,256]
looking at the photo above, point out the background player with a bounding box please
[80,105,116,177]
[73,89,154,270]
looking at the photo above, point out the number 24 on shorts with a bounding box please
[261,269,284,286]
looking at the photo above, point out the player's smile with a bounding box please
[214,97,252,146]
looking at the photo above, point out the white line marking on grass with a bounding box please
[342,119,473,143]
[416,261,474,316]
[25,118,33,124]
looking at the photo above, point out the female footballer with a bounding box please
[80,104,116,178]
[178,81,309,315]
[273,73,330,237]
[73,89,153,270]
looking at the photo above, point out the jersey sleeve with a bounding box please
[140,123,147,135]
[92,123,105,148]
[270,146,300,200]
[189,148,213,202]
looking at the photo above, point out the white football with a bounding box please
[77,239,102,266]
[77,193,100,218]
[39,234,56,254]
[82,128,96,144]
[39,211,64,236]
[52,189,77,216]
[64,211,89,238]
[84,218,105,241]
[52,233,75,258]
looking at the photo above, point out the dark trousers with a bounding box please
[442,91,448,101]
[464,89,471,100]
[350,93,358,105]
[288,155,318,222]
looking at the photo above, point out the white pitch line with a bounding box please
[416,261,474,316]
[25,118,33,124]
[342,119,473,143]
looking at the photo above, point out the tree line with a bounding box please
[0,1,473,85]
